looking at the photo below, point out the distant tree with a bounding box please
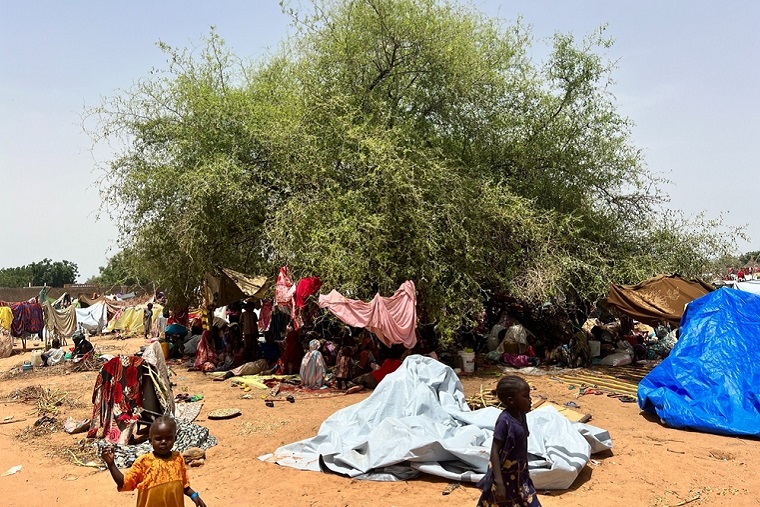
[739,250,760,266]
[87,249,150,287]
[0,259,78,287]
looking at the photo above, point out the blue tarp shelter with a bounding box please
[638,288,760,436]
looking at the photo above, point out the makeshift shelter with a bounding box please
[261,355,612,488]
[76,302,109,334]
[638,288,760,437]
[318,280,417,348]
[105,304,162,335]
[606,274,714,326]
[204,267,270,307]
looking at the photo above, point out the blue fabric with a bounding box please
[638,288,760,436]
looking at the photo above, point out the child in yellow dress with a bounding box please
[102,416,207,507]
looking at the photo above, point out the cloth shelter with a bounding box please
[318,280,417,348]
[204,267,270,308]
[606,274,714,326]
[76,302,109,334]
[261,355,611,488]
[638,288,760,437]
[42,301,78,338]
[105,304,162,334]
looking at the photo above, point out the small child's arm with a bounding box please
[489,438,507,503]
[101,448,124,490]
[184,487,207,507]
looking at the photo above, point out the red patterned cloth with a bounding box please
[193,330,218,372]
[87,356,145,443]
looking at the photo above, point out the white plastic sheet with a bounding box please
[75,302,107,333]
[260,356,612,489]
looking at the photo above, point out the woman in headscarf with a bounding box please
[300,339,327,389]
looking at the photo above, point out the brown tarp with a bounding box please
[606,274,714,327]
[204,268,270,307]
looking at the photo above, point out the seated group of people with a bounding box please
[187,315,439,391]
[40,332,94,366]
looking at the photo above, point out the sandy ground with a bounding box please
[0,334,757,507]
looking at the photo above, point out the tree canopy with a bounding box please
[87,0,738,329]
[0,259,79,288]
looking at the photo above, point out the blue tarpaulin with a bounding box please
[638,288,760,436]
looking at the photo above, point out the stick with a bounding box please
[666,495,700,507]
[0,418,26,425]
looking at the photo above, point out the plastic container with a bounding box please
[459,351,475,373]
[22,361,33,372]
[588,340,601,358]
[31,350,43,367]
[160,341,170,359]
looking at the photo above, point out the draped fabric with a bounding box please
[0,329,12,358]
[9,300,44,337]
[318,280,418,349]
[294,277,322,309]
[275,266,296,307]
[88,356,145,444]
[141,342,175,416]
[0,306,12,331]
[193,331,218,372]
[255,299,273,333]
[42,301,78,337]
[606,274,714,326]
[76,302,108,333]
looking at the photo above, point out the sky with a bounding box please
[1,1,758,281]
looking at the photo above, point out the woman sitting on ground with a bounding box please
[72,332,94,358]
[300,339,327,389]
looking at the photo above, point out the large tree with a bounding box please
[88,0,737,329]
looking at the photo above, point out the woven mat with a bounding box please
[174,401,203,423]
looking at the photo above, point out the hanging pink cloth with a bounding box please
[318,280,418,349]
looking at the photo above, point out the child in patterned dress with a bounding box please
[476,376,540,507]
[102,416,207,507]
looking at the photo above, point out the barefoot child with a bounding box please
[476,376,540,507]
[101,415,207,507]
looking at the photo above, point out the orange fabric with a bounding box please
[120,451,189,507]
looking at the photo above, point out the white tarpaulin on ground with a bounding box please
[260,356,612,489]
[75,302,107,333]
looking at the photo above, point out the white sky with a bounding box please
[1,1,757,281]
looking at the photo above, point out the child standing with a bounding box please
[334,345,354,389]
[101,415,207,507]
[476,376,540,507]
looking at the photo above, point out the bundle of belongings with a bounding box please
[260,355,612,489]
[87,342,216,467]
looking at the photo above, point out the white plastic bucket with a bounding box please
[459,351,475,373]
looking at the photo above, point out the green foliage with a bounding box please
[86,249,150,287]
[87,0,741,335]
[0,259,79,288]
